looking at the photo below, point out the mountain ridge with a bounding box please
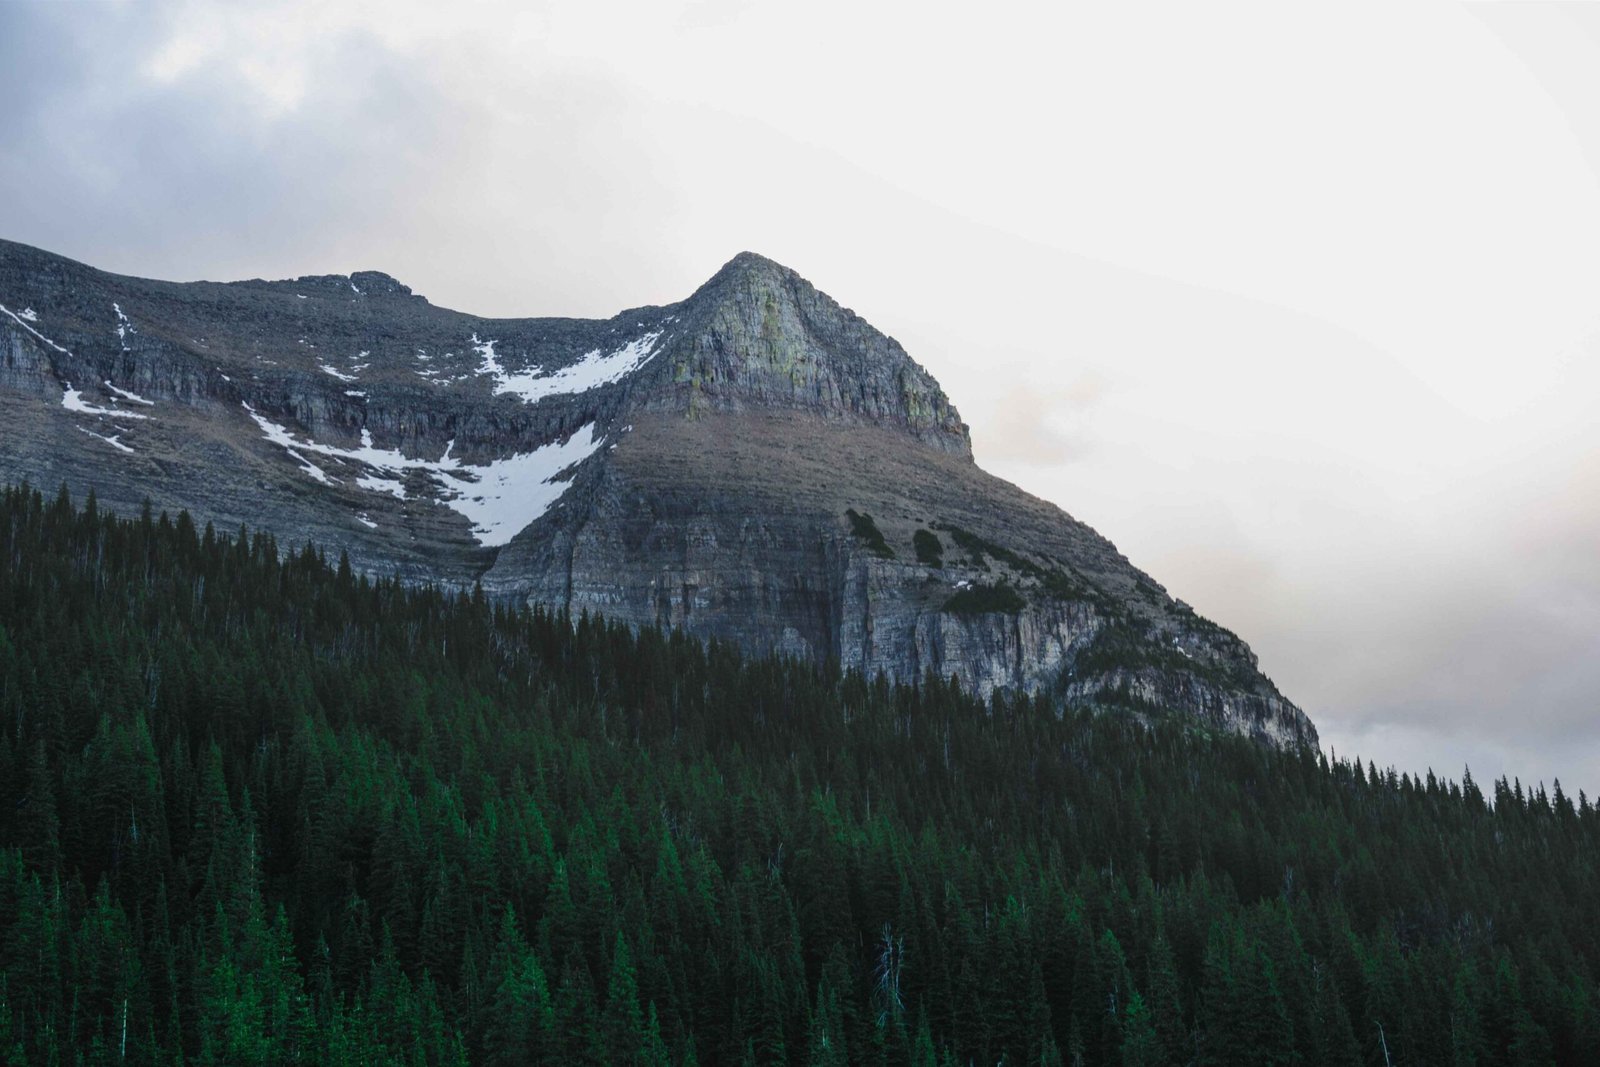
[0,236,1315,745]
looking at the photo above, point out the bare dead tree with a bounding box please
[873,923,905,1028]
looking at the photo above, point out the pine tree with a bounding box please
[556,950,604,1065]
[483,911,555,1066]
[807,972,849,1067]
[642,1002,672,1067]
[1145,934,1188,1064]
[603,931,646,1064]
[17,741,61,877]
[1120,990,1165,1067]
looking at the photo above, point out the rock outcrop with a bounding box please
[0,238,1316,745]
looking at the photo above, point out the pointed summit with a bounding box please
[657,253,970,455]
[710,249,792,278]
[680,251,810,317]
[690,250,806,297]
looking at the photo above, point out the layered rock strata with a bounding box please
[0,239,1315,745]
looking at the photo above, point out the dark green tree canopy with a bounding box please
[0,482,1595,1064]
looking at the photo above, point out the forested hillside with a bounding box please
[0,483,1595,1065]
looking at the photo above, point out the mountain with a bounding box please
[0,238,1313,744]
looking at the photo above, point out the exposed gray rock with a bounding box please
[0,237,1316,746]
[631,253,969,453]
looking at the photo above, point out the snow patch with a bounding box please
[78,427,133,454]
[474,330,665,404]
[357,473,406,499]
[0,302,71,354]
[63,383,149,419]
[356,513,377,529]
[444,429,602,545]
[285,449,331,484]
[472,335,501,375]
[241,403,604,545]
[319,363,359,382]
[345,390,366,398]
[104,381,154,406]
[112,303,133,347]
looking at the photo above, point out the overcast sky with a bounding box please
[3,1,1597,796]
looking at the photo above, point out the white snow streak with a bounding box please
[357,473,406,499]
[19,308,38,323]
[63,383,149,419]
[471,336,500,375]
[474,330,665,404]
[0,302,71,354]
[444,428,604,545]
[285,448,331,484]
[78,427,134,454]
[113,303,133,347]
[242,403,605,546]
[105,381,154,406]
[319,363,359,382]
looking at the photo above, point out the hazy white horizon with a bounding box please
[2,1,1596,794]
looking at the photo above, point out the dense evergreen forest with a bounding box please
[0,483,1596,1065]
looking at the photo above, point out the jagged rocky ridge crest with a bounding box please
[0,239,1315,745]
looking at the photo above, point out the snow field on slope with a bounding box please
[242,403,604,546]
[63,383,150,420]
[472,330,664,404]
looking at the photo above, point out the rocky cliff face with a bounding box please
[0,238,1316,745]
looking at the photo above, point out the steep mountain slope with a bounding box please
[0,238,1314,744]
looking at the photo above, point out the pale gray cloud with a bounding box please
[979,375,1109,466]
[2,0,1597,795]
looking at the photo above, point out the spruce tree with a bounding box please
[603,931,646,1064]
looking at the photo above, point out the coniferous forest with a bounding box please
[2,482,1598,1066]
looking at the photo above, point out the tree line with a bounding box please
[0,482,1595,1064]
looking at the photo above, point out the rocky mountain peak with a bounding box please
[0,237,1315,747]
[640,251,971,456]
[701,249,792,285]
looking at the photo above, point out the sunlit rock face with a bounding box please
[0,238,1315,746]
